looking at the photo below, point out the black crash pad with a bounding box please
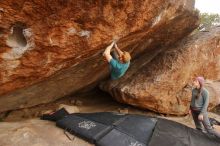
[148,118,220,146]
[56,114,112,143]
[41,112,220,146]
[56,112,157,145]
[41,108,69,122]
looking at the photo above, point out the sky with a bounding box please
[195,0,220,14]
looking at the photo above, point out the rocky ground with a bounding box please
[0,89,220,146]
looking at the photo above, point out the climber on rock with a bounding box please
[103,41,131,80]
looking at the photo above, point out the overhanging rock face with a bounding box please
[100,27,220,115]
[0,0,198,112]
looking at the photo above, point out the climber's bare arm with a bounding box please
[114,43,123,56]
[103,42,114,62]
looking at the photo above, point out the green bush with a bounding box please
[199,12,220,29]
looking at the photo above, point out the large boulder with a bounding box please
[100,27,220,115]
[0,0,199,112]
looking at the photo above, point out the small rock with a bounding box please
[159,114,165,117]
[71,99,83,106]
[23,108,31,118]
[58,104,80,113]
[70,99,76,104]
[75,100,83,106]
[41,110,54,115]
[34,111,40,117]
[118,108,129,114]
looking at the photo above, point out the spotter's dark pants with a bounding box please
[191,109,220,138]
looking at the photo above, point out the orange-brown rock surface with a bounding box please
[100,27,220,115]
[0,0,199,112]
